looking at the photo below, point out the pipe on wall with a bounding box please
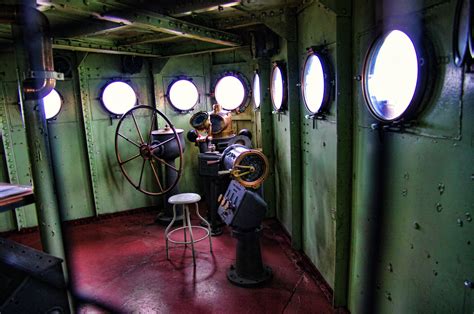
[0,5,56,100]
[0,4,67,265]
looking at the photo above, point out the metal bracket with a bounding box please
[371,119,417,132]
[28,70,65,81]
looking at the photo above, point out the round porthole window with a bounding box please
[43,88,62,119]
[270,63,287,111]
[252,73,261,109]
[452,0,472,66]
[101,81,137,115]
[167,79,199,112]
[214,73,248,111]
[301,52,331,114]
[363,30,427,122]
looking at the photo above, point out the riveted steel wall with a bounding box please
[78,53,158,214]
[349,0,474,313]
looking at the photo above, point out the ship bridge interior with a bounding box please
[0,0,472,313]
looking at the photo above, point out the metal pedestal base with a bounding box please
[227,227,273,287]
[227,264,272,287]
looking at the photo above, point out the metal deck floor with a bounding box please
[6,210,335,313]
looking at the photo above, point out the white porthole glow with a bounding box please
[365,30,419,121]
[101,81,137,115]
[271,65,285,111]
[302,54,326,114]
[168,79,199,111]
[253,73,261,109]
[214,75,246,111]
[43,88,62,119]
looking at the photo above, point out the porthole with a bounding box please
[213,72,249,112]
[252,72,261,109]
[270,62,287,112]
[43,88,62,120]
[452,0,472,67]
[362,30,429,122]
[167,78,199,112]
[100,81,137,115]
[301,51,331,114]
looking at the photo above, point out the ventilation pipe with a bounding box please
[0,4,66,266]
[0,4,57,99]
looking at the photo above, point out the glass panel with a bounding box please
[215,75,246,111]
[169,79,199,111]
[101,81,137,115]
[43,88,62,119]
[365,30,419,121]
[253,73,261,109]
[271,66,284,110]
[303,54,325,113]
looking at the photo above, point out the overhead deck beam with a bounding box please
[164,0,241,17]
[52,20,130,38]
[38,0,243,46]
[117,33,181,46]
[52,38,244,58]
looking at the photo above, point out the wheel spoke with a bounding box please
[148,111,156,143]
[150,137,175,150]
[137,158,146,190]
[131,111,145,144]
[117,133,140,148]
[120,153,141,165]
[151,155,179,172]
[149,160,164,192]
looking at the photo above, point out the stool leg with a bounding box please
[185,205,196,265]
[165,204,177,260]
[183,205,187,246]
[195,202,212,252]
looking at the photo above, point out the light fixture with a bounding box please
[252,72,261,109]
[301,51,331,114]
[362,29,429,122]
[100,81,137,115]
[43,88,62,120]
[270,62,287,112]
[167,78,199,112]
[214,72,249,112]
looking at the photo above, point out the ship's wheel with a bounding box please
[114,105,183,196]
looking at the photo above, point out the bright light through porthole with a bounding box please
[253,73,261,109]
[364,30,419,121]
[215,75,246,111]
[271,65,285,111]
[101,81,137,115]
[43,88,62,119]
[302,54,326,113]
[168,79,199,111]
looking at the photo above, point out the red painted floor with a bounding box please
[5,210,335,314]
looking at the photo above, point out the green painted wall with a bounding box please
[298,3,338,288]
[348,0,474,313]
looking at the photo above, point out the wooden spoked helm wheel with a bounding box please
[114,105,183,196]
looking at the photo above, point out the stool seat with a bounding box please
[168,193,201,204]
[165,193,212,266]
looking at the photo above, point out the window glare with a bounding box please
[271,67,284,110]
[303,54,325,113]
[169,79,199,111]
[101,81,137,115]
[215,76,246,111]
[43,88,62,119]
[367,30,419,120]
[253,74,261,108]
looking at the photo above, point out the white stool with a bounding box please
[165,193,212,265]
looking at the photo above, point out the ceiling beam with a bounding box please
[117,34,181,46]
[39,0,243,46]
[52,20,130,38]
[52,38,245,58]
[164,1,241,17]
